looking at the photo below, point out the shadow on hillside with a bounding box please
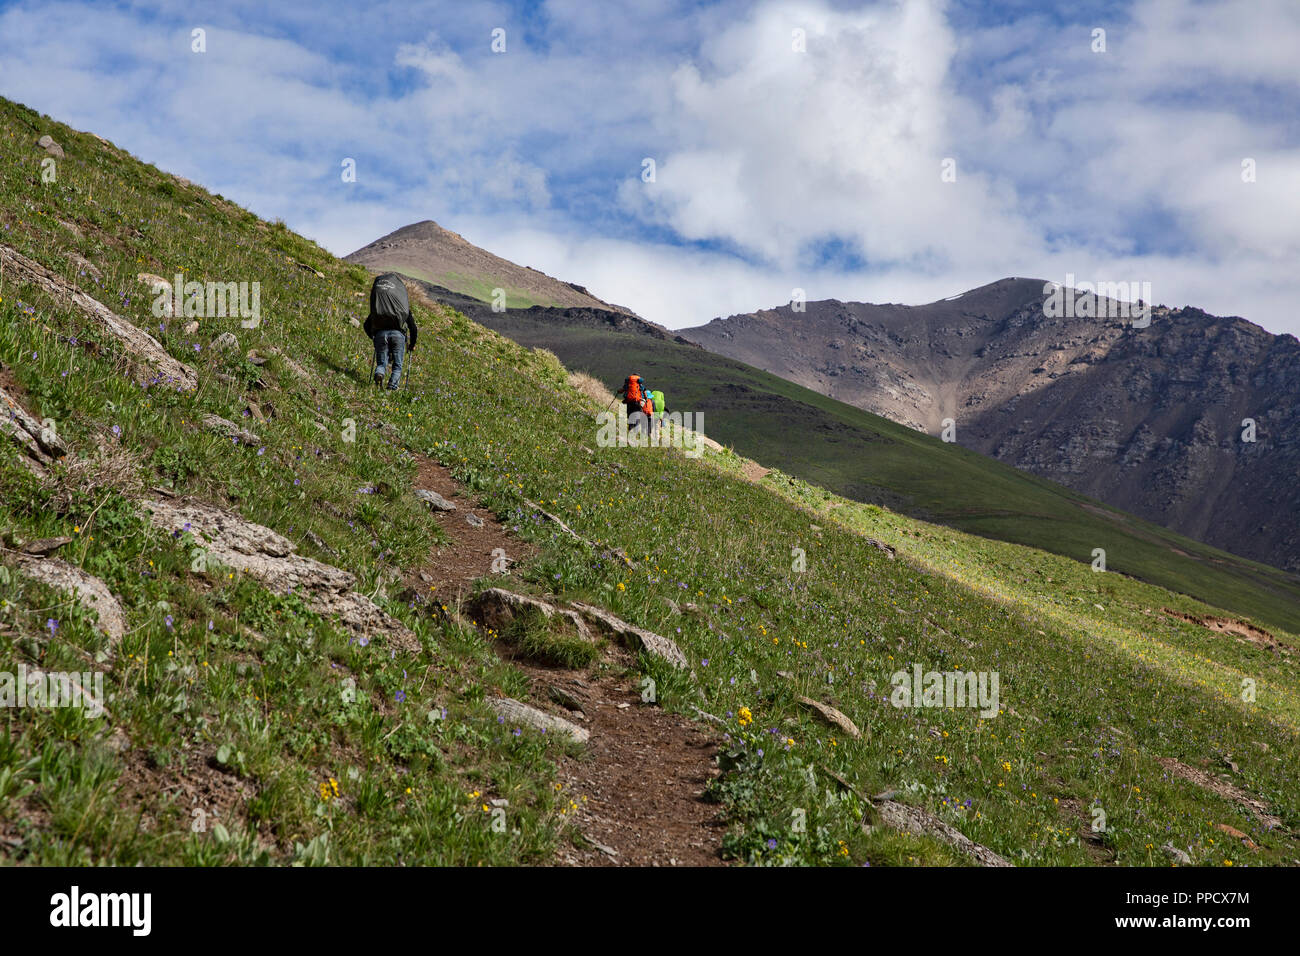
[314,349,373,386]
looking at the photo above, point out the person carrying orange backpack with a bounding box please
[616,373,654,441]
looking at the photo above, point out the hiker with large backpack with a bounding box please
[363,272,418,390]
[617,373,654,442]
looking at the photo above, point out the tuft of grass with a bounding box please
[501,606,600,670]
[568,370,615,411]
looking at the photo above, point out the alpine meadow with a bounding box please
[0,1,1297,931]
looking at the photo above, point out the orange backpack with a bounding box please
[624,374,656,415]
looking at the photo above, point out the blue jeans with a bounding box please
[372,330,405,389]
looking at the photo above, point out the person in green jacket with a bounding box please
[649,389,667,443]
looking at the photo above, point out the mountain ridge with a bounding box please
[680,279,1300,572]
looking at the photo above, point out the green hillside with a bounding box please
[466,311,1300,635]
[2,95,1298,868]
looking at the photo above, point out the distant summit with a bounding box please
[345,220,634,314]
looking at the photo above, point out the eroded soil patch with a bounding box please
[1161,607,1289,654]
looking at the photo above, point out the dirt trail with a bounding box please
[410,455,724,866]
[405,456,536,604]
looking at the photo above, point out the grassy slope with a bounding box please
[1,96,1297,867]
[472,314,1300,635]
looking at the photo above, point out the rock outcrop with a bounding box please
[13,556,127,648]
[142,497,418,652]
[489,696,589,744]
[1,384,68,472]
[2,245,197,390]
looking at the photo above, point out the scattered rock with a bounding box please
[37,134,64,159]
[467,588,593,644]
[870,800,1011,867]
[522,497,633,568]
[13,556,126,648]
[0,384,68,470]
[466,513,485,528]
[200,413,260,446]
[142,497,418,652]
[415,489,456,511]
[1161,843,1192,865]
[0,246,197,390]
[68,253,101,281]
[349,317,361,328]
[182,320,199,334]
[1158,757,1281,829]
[489,696,589,744]
[213,331,239,351]
[570,601,688,669]
[18,537,72,557]
[798,696,861,738]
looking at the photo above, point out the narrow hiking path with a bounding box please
[507,651,724,867]
[406,454,724,866]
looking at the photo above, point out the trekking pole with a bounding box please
[403,347,413,390]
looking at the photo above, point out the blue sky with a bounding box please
[1,0,1297,333]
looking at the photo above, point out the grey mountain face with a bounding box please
[681,278,1300,572]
